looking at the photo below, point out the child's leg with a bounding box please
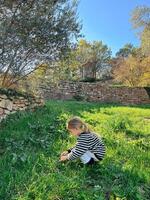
[80,151,99,164]
[70,148,99,164]
[69,148,91,164]
[86,158,95,165]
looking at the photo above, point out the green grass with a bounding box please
[0,100,150,200]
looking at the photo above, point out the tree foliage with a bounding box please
[56,39,112,81]
[131,5,150,55]
[116,43,137,58]
[113,55,150,86]
[0,0,81,87]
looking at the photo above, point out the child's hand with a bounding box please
[60,154,68,161]
[61,151,68,156]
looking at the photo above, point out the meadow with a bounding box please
[0,100,150,200]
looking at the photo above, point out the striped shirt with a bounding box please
[68,132,105,161]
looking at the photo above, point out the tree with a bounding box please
[64,39,112,80]
[90,41,111,79]
[131,5,150,55]
[116,43,136,58]
[0,0,81,88]
[113,55,150,86]
[76,39,93,79]
[19,63,49,95]
[112,44,145,85]
[141,26,150,56]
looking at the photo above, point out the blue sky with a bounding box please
[78,0,150,56]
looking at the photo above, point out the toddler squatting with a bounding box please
[60,117,105,165]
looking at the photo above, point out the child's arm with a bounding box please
[61,146,75,156]
[67,147,75,153]
[67,138,89,160]
[60,154,68,161]
[61,151,68,156]
[60,147,75,161]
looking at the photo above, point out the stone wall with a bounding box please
[40,81,150,105]
[0,90,44,121]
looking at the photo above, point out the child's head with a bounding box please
[67,116,89,136]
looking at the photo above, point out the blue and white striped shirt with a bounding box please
[68,132,105,160]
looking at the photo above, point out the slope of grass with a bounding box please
[0,100,150,200]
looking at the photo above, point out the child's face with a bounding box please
[68,128,82,136]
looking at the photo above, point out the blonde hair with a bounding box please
[67,116,90,132]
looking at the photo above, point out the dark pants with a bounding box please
[86,154,102,165]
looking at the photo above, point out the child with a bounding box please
[60,116,105,165]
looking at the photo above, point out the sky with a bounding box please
[78,0,150,56]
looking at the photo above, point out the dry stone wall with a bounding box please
[40,81,150,105]
[0,90,44,121]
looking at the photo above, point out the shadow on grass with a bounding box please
[78,159,148,199]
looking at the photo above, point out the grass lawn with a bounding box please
[0,100,150,200]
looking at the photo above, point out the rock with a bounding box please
[6,100,13,110]
[0,92,44,122]
[17,104,25,108]
[0,108,3,115]
[1,95,7,99]
[4,109,10,114]
[19,107,26,110]
[0,99,13,110]
[0,100,5,108]
[12,103,19,109]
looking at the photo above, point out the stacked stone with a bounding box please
[40,81,150,105]
[0,94,44,121]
